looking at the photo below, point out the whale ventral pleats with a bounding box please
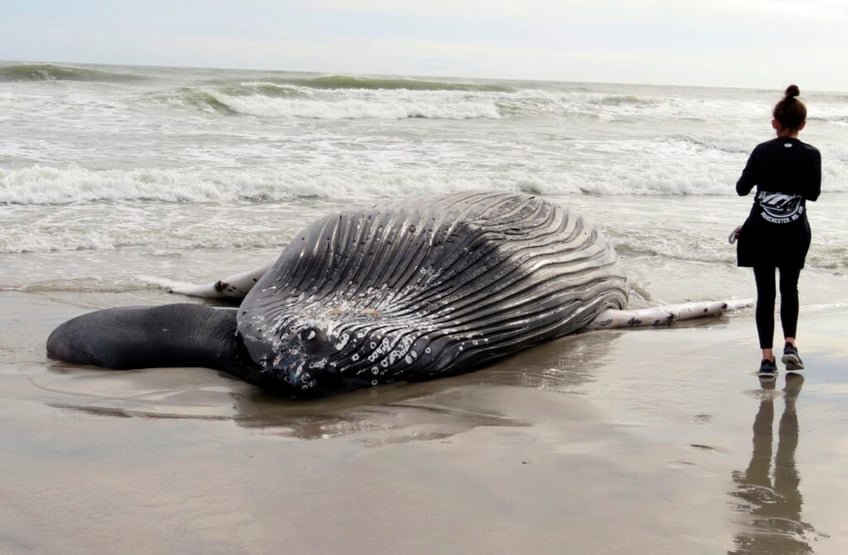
[236,192,627,397]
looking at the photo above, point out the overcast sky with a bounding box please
[2,0,847,91]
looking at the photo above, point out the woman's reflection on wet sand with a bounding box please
[730,374,822,554]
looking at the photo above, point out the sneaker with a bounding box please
[781,343,805,371]
[758,358,777,379]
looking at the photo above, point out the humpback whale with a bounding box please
[47,192,747,398]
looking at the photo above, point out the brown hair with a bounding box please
[773,84,807,130]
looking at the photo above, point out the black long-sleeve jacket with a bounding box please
[735,137,821,268]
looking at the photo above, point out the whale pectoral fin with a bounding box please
[138,276,217,297]
[586,299,753,330]
[46,304,252,380]
[138,261,273,299]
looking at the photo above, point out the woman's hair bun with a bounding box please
[773,84,806,128]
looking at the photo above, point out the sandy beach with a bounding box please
[3,64,847,554]
[2,288,845,554]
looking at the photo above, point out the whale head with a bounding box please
[238,314,348,396]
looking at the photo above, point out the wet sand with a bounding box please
[2,290,846,554]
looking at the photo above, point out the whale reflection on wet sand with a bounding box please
[42,329,620,442]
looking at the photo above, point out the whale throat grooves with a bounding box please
[237,192,628,396]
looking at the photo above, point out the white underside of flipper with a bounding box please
[139,262,272,299]
[587,299,752,330]
[141,262,751,328]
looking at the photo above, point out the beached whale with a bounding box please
[46,192,747,398]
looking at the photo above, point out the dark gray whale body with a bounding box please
[47,192,627,398]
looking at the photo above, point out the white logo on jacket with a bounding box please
[756,191,804,224]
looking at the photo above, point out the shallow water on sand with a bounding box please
[2,288,846,554]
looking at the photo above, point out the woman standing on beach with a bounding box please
[736,85,821,378]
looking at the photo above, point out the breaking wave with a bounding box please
[0,63,145,83]
[270,74,513,92]
[160,85,502,119]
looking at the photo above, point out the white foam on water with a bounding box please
[2,65,846,287]
[0,162,734,207]
[3,154,847,209]
[189,88,503,120]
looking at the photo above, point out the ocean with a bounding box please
[1,61,845,308]
[2,62,848,553]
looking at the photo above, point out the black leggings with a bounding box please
[753,265,801,350]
